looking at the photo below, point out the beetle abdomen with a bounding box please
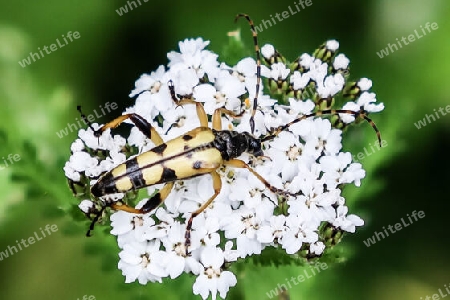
[90,127,222,197]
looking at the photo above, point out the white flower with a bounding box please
[257,215,287,244]
[333,53,350,70]
[281,215,319,254]
[235,57,257,78]
[78,199,95,214]
[270,62,291,80]
[357,92,385,113]
[269,62,291,80]
[190,215,221,250]
[261,44,275,59]
[129,65,166,97]
[167,38,219,80]
[234,109,267,136]
[310,241,325,255]
[111,210,155,247]
[193,247,237,300]
[333,205,364,233]
[63,163,80,182]
[230,174,271,210]
[67,151,98,173]
[340,91,384,123]
[266,131,304,182]
[326,40,339,51]
[288,183,338,223]
[317,73,345,97]
[171,68,200,96]
[296,118,342,158]
[357,78,372,91]
[168,38,209,66]
[143,208,175,241]
[221,207,263,258]
[161,105,200,140]
[320,152,366,187]
[118,240,168,284]
[223,241,239,262]
[290,70,311,90]
[70,139,85,152]
[308,59,328,83]
[299,53,314,69]
[161,222,202,278]
[288,98,315,114]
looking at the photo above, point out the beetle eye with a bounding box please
[250,140,263,156]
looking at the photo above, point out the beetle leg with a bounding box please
[185,170,222,255]
[109,182,175,214]
[86,182,175,236]
[79,105,163,144]
[139,182,175,213]
[95,113,164,146]
[212,108,244,130]
[167,80,208,127]
[224,159,299,197]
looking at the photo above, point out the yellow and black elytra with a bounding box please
[79,14,381,254]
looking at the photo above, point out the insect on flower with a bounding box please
[75,14,382,256]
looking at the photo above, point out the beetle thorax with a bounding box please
[212,130,263,160]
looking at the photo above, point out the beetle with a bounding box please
[79,14,381,254]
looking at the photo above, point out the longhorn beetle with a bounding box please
[79,14,381,254]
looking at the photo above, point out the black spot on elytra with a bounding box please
[151,143,167,155]
[126,158,145,189]
[141,192,162,213]
[125,158,140,174]
[91,172,117,197]
[182,134,193,141]
[193,161,202,169]
[184,145,190,151]
[161,167,177,182]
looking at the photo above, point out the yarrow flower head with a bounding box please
[64,20,384,299]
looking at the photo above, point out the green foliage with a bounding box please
[221,29,249,66]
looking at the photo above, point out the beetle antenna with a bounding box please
[235,13,261,135]
[262,109,382,146]
[86,205,107,237]
[77,105,96,133]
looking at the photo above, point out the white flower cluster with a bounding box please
[64,38,384,299]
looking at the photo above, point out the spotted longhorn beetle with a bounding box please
[79,14,381,254]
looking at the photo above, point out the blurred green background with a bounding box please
[0,0,449,299]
